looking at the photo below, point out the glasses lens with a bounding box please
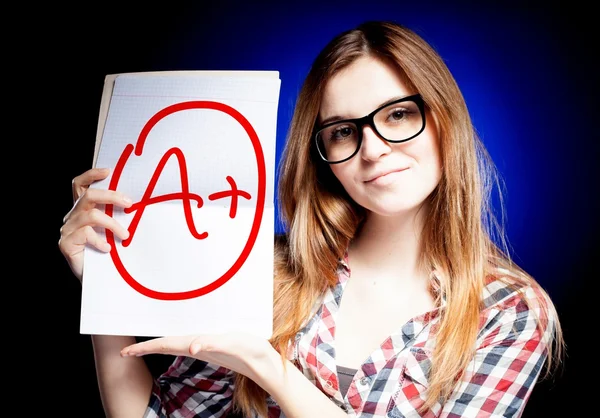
[316,122,359,163]
[315,97,424,163]
[373,99,423,141]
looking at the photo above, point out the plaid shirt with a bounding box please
[145,260,554,417]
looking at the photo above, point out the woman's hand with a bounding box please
[122,334,350,418]
[58,167,132,282]
[121,333,281,385]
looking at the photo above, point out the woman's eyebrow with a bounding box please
[319,94,412,126]
[378,94,411,108]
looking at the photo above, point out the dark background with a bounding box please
[43,1,595,416]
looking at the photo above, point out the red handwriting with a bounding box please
[121,146,251,247]
[104,100,266,301]
[208,175,252,218]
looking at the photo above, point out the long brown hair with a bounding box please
[233,21,565,416]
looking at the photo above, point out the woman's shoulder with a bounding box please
[480,269,557,339]
[482,269,550,309]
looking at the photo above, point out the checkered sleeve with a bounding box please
[143,356,235,418]
[440,287,554,417]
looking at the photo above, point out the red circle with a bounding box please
[104,101,266,300]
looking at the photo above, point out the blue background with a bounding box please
[49,1,595,416]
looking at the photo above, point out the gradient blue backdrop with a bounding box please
[57,1,595,416]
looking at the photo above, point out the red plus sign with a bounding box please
[208,175,251,218]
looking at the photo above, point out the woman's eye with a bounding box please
[389,109,407,121]
[332,126,354,140]
[339,127,353,136]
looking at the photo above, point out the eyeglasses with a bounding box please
[314,93,426,164]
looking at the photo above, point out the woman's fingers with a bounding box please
[58,207,130,281]
[59,196,131,269]
[58,225,108,282]
[60,166,132,282]
[72,187,132,215]
[64,187,132,223]
[120,335,225,358]
[121,336,197,357]
[61,207,130,242]
[60,224,112,255]
[120,333,274,381]
[72,167,111,203]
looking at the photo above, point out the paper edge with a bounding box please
[93,70,280,167]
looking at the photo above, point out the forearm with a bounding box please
[92,335,154,418]
[257,355,347,418]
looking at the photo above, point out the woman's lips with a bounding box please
[365,167,410,183]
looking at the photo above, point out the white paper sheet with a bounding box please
[80,71,280,338]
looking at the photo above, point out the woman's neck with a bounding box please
[349,204,428,283]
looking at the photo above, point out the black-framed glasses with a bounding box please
[314,93,426,164]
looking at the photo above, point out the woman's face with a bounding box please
[318,56,442,217]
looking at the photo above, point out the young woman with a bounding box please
[59,20,564,417]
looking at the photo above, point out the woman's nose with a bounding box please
[360,125,392,161]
